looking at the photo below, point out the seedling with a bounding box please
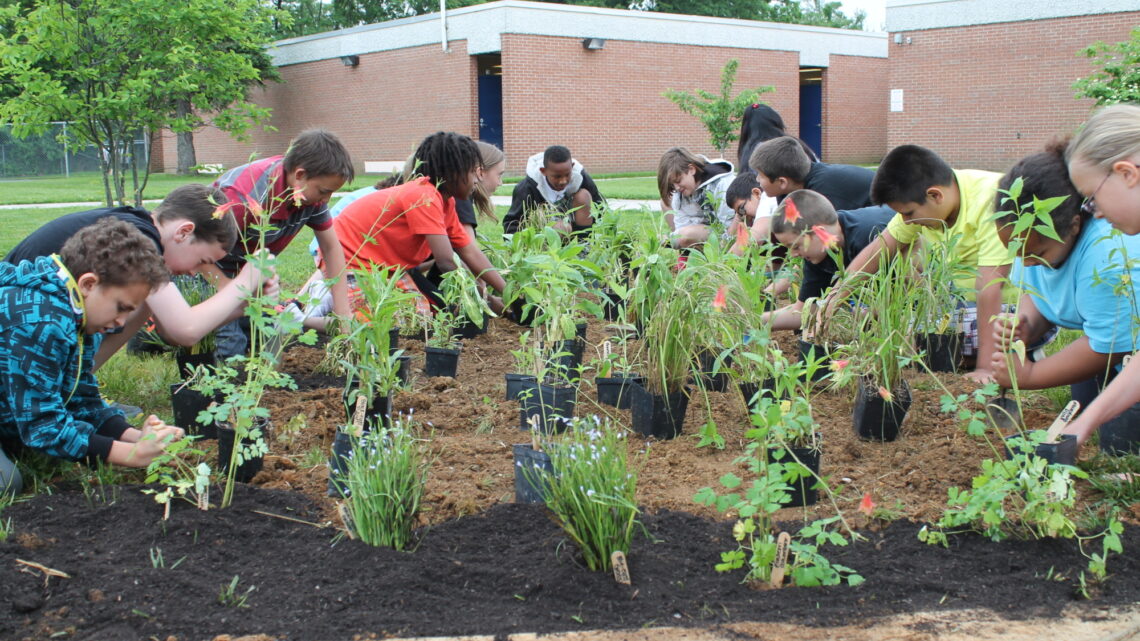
[217,575,254,608]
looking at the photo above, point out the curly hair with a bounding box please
[60,218,169,290]
[411,132,481,199]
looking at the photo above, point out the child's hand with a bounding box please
[992,313,1023,352]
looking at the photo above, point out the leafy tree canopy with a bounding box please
[0,0,281,205]
[273,0,864,39]
[1074,27,1140,106]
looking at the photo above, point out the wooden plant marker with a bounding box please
[337,503,357,540]
[611,551,631,585]
[1044,400,1081,443]
[768,531,791,589]
[197,486,209,512]
[351,395,368,437]
[163,500,171,521]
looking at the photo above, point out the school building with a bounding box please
[150,0,1138,176]
[885,0,1138,171]
[152,0,888,176]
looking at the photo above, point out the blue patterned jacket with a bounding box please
[0,257,126,460]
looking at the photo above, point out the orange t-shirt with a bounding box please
[333,177,470,272]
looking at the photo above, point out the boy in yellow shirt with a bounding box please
[823,144,1010,383]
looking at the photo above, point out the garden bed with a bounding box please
[3,318,1139,640]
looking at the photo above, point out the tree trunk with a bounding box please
[175,100,196,175]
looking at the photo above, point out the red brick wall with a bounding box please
[887,12,1139,172]
[159,41,477,176]
[500,34,801,174]
[822,54,889,164]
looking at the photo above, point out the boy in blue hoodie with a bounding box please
[0,220,181,496]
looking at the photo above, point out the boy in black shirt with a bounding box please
[762,189,894,330]
[750,136,875,211]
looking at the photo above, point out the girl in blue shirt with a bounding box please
[990,143,1140,406]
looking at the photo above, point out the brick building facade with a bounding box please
[885,0,1138,171]
[151,1,888,176]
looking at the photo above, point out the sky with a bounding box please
[841,0,887,32]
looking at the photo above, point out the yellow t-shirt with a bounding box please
[884,169,1010,299]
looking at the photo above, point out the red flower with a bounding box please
[859,492,876,517]
[712,285,728,312]
[812,225,838,248]
[734,220,751,248]
[830,359,849,372]
[783,199,800,224]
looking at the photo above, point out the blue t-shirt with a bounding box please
[1012,217,1140,354]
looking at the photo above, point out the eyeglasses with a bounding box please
[1081,171,1112,216]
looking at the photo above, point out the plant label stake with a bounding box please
[197,486,209,511]
[1045,400,1080,443]
[611,551,631,585]
[338,503,356,540]
[352,395,367,437]
[769,531,791,589]
[529,416,541,452]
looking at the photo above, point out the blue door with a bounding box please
[799,83,823,160]
[478,74,503,149]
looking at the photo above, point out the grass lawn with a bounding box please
[0,171,660,205]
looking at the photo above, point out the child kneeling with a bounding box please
[0,220,182,496]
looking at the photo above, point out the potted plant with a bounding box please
[844,257,916,442]
[593,327,644,410]
[423,306,461,378]
[909,236,969,373]
[518,340,578,434]
[630,274,699,439]
[505,331,538,401]
[440,267,495,340]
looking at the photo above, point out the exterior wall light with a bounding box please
[341,55,360,67]
[582,38,605,50]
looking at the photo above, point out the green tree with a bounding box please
[0,0,280,205]
[1074,27,1140,106]
[664,59,774,155]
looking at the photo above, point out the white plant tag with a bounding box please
[769,531,791,589]
[611,551,631,585]
[1045,400,1080,443]
[197,486,209,511]
[352,395,367,436]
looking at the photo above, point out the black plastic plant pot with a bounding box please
[768,443,821,508]
[169,383,220,439]
[508,299,538,327]
[327,430,358,498]
[596,374,646,409]
[547,339,585,378]
[395,355,411,388]
[601,289,625,322]
[738,378,783,409]
[852,381,911,442]
[796,340,831,382]
[388,327,401,354]
[505,373,537,401]
[1098,402,1140,455]
[512,443,554,504]
[216,423,265,484]
[696,351,732,393]
[341,386,392,429]
[916,332,962,373]
[1004,433,1078,466]
[575,322,588,343]
[518,382,577,434]
[424,346,461,378]
[630,383,690,440]
[175,351,216,380]
[454,313,488,340]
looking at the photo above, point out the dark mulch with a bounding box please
[2,485,1139,640]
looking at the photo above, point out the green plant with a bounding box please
[424,306,460,349]
[439,266,494,328]
[334,268,416,403]
[836,250,918,395]
[1073,27,1140,105]
[534,416,641,572]
[342,415,431,550]
[143,437,212,512]
[510,331,537,374]
[148,547,187,570]
[663,59,774,155]
[909,235,970,336]
[218,575,255,608]
[194,199,315,508]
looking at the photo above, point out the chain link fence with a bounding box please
[0,122,149,178]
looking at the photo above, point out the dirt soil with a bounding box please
[2,318,1139,640]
